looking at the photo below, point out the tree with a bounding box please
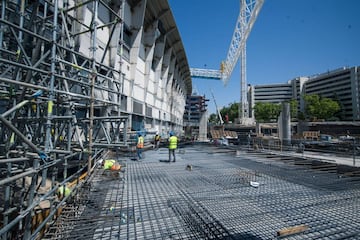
[208,113,219,124]
[303,94,340,121]
[333,93,345,120]
[253,102,281,122]
[220,102,239,123]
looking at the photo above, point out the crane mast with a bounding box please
[222,0,264,84]
[190,0,264,124]
[223,0,264,124]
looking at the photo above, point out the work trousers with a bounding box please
[169,149,176,162]
[137,147,143,159]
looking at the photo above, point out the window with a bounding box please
[133,101,143,115]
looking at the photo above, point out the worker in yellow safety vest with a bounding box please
[57,185,71,199]
[154,133,161,150]
[168,131,178,162]
[136,132,144,159]
[103,159,116,170]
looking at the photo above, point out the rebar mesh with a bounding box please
[43,145,360,239]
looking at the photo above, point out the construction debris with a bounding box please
[186,164,193,171]
[249,181,260,188]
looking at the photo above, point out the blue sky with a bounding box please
[169,0,360,115]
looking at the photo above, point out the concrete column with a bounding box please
[281,102,291,146]
[198,111,208,141]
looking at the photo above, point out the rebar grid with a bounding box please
[43,146,360,239]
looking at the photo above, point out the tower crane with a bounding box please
[190,0,264,125]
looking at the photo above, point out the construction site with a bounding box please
[25,144,360,239]
[1,0,360,239]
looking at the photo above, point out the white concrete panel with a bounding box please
[152,108,158,119]
[155,99,162,109]
[156,86,162,99]
[146,94,154,106]
[137,59,145,74]
[135,70,144,86]
[96,25,109,45]
[83,9,92,27]
[148,80,155,93]
[149,71,155,81]
[123,79,131,95]
[133,85,144,101]
[121,59,131,79]
[79,34,91,58]
[96,42,108,65]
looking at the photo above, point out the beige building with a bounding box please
[251,67,360,121]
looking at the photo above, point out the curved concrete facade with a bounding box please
[0,0,190,147]
[75,0,191,136]
[125,0,191,135]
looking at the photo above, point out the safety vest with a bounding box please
[104,159,116,170]
[57,185,71,198]
[155,135,160,141]
[169,136,178,149]
[137,136,144,148]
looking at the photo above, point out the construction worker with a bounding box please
[154,133,161,149]
[57,185,71,200]
[103,159,116,170]
[136,132,144,159]
[168,131,178,162]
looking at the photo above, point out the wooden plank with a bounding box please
[277,224,309,237]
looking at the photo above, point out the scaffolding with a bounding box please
[0,0,130,238]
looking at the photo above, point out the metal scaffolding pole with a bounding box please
[88,0,98,174]
[0,0,128,237]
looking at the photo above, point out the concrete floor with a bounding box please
[44,144,360,239]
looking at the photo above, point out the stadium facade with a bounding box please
[0,0,191,149]
[0,1,193,238]
[117,0,192,135]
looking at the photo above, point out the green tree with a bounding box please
[303,94,340,121]
[333,93,345,120]
[208,113,219,124]
[220,102,239,123]
[254,102,281,122]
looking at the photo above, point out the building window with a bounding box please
[133,101,143,115]
[146,106,152,117]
